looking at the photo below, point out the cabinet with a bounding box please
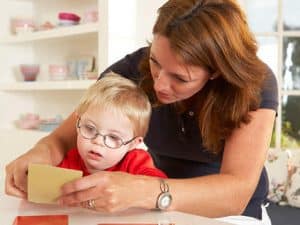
[0,0,165,147]
[0,0,106,143]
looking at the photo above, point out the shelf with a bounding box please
[0,80,95,91]
[254,31,300,37]
[254,32,279,37]
[283,31,300,37]
[282,90,300,95]
[0,23,99,44]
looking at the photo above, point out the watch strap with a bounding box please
[156,179,172,210]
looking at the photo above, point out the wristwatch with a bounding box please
[156,179,172,210]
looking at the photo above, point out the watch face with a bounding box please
[158,192,172,210]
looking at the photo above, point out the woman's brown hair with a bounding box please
[139,0,268,154]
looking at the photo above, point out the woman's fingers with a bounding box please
[13,169,28,193]
[79,197,124,213]
[5,171,27,198]
[59,171,136,213]
[60,186,100,205]
[61,172,107,195]
[59,179,116,212]
[60,172,108,204]
[5,162,27,198]
[79,198,110,212]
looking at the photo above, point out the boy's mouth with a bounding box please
[88,150,103,159]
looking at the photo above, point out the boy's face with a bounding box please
[77,105,137,173]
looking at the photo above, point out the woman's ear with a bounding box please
[210,71,220,80]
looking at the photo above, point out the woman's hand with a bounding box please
[5,112,78,199]
[5,143,53,198]
[59,171,158,213]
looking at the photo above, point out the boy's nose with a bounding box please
[91,135,105,146]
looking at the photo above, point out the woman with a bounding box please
[5,0,278,224]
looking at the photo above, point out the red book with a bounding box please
[13,215,68,225]
[98,224,174,225]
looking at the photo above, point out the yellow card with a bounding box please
[28,163,83,204]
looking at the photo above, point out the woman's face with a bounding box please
[149,34,211,104]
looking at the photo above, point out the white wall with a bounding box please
[108,0,166,64]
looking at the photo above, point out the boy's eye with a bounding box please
[84,124,96,133]
[107,134,120,141]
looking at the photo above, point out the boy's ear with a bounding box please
[129,137,144,150]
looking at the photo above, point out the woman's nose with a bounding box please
[154,70,169,90]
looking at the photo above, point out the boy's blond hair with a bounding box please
[76,72,151,137]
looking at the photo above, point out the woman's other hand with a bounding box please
[59,171,158,213]
[5,112,78,199]
[5,143,53,198]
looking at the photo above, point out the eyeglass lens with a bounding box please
[79,122,124,149]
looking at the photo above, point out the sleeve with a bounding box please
[57,149,81,170]
[123,150,168,178]
[259,66,279,112]
[99,47,149,82]
[58,152,71,168]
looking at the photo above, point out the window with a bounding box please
[240,0,300,149]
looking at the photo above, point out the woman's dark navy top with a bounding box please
[101,47,279,219]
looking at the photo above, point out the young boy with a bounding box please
[58,72,166,178]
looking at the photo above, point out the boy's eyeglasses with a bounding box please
[76,117,136,149]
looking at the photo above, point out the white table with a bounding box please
[0,194,233,225]
[0,132,231,225]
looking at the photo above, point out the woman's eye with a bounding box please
[174,76,189,83]
[149,57,160,66]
